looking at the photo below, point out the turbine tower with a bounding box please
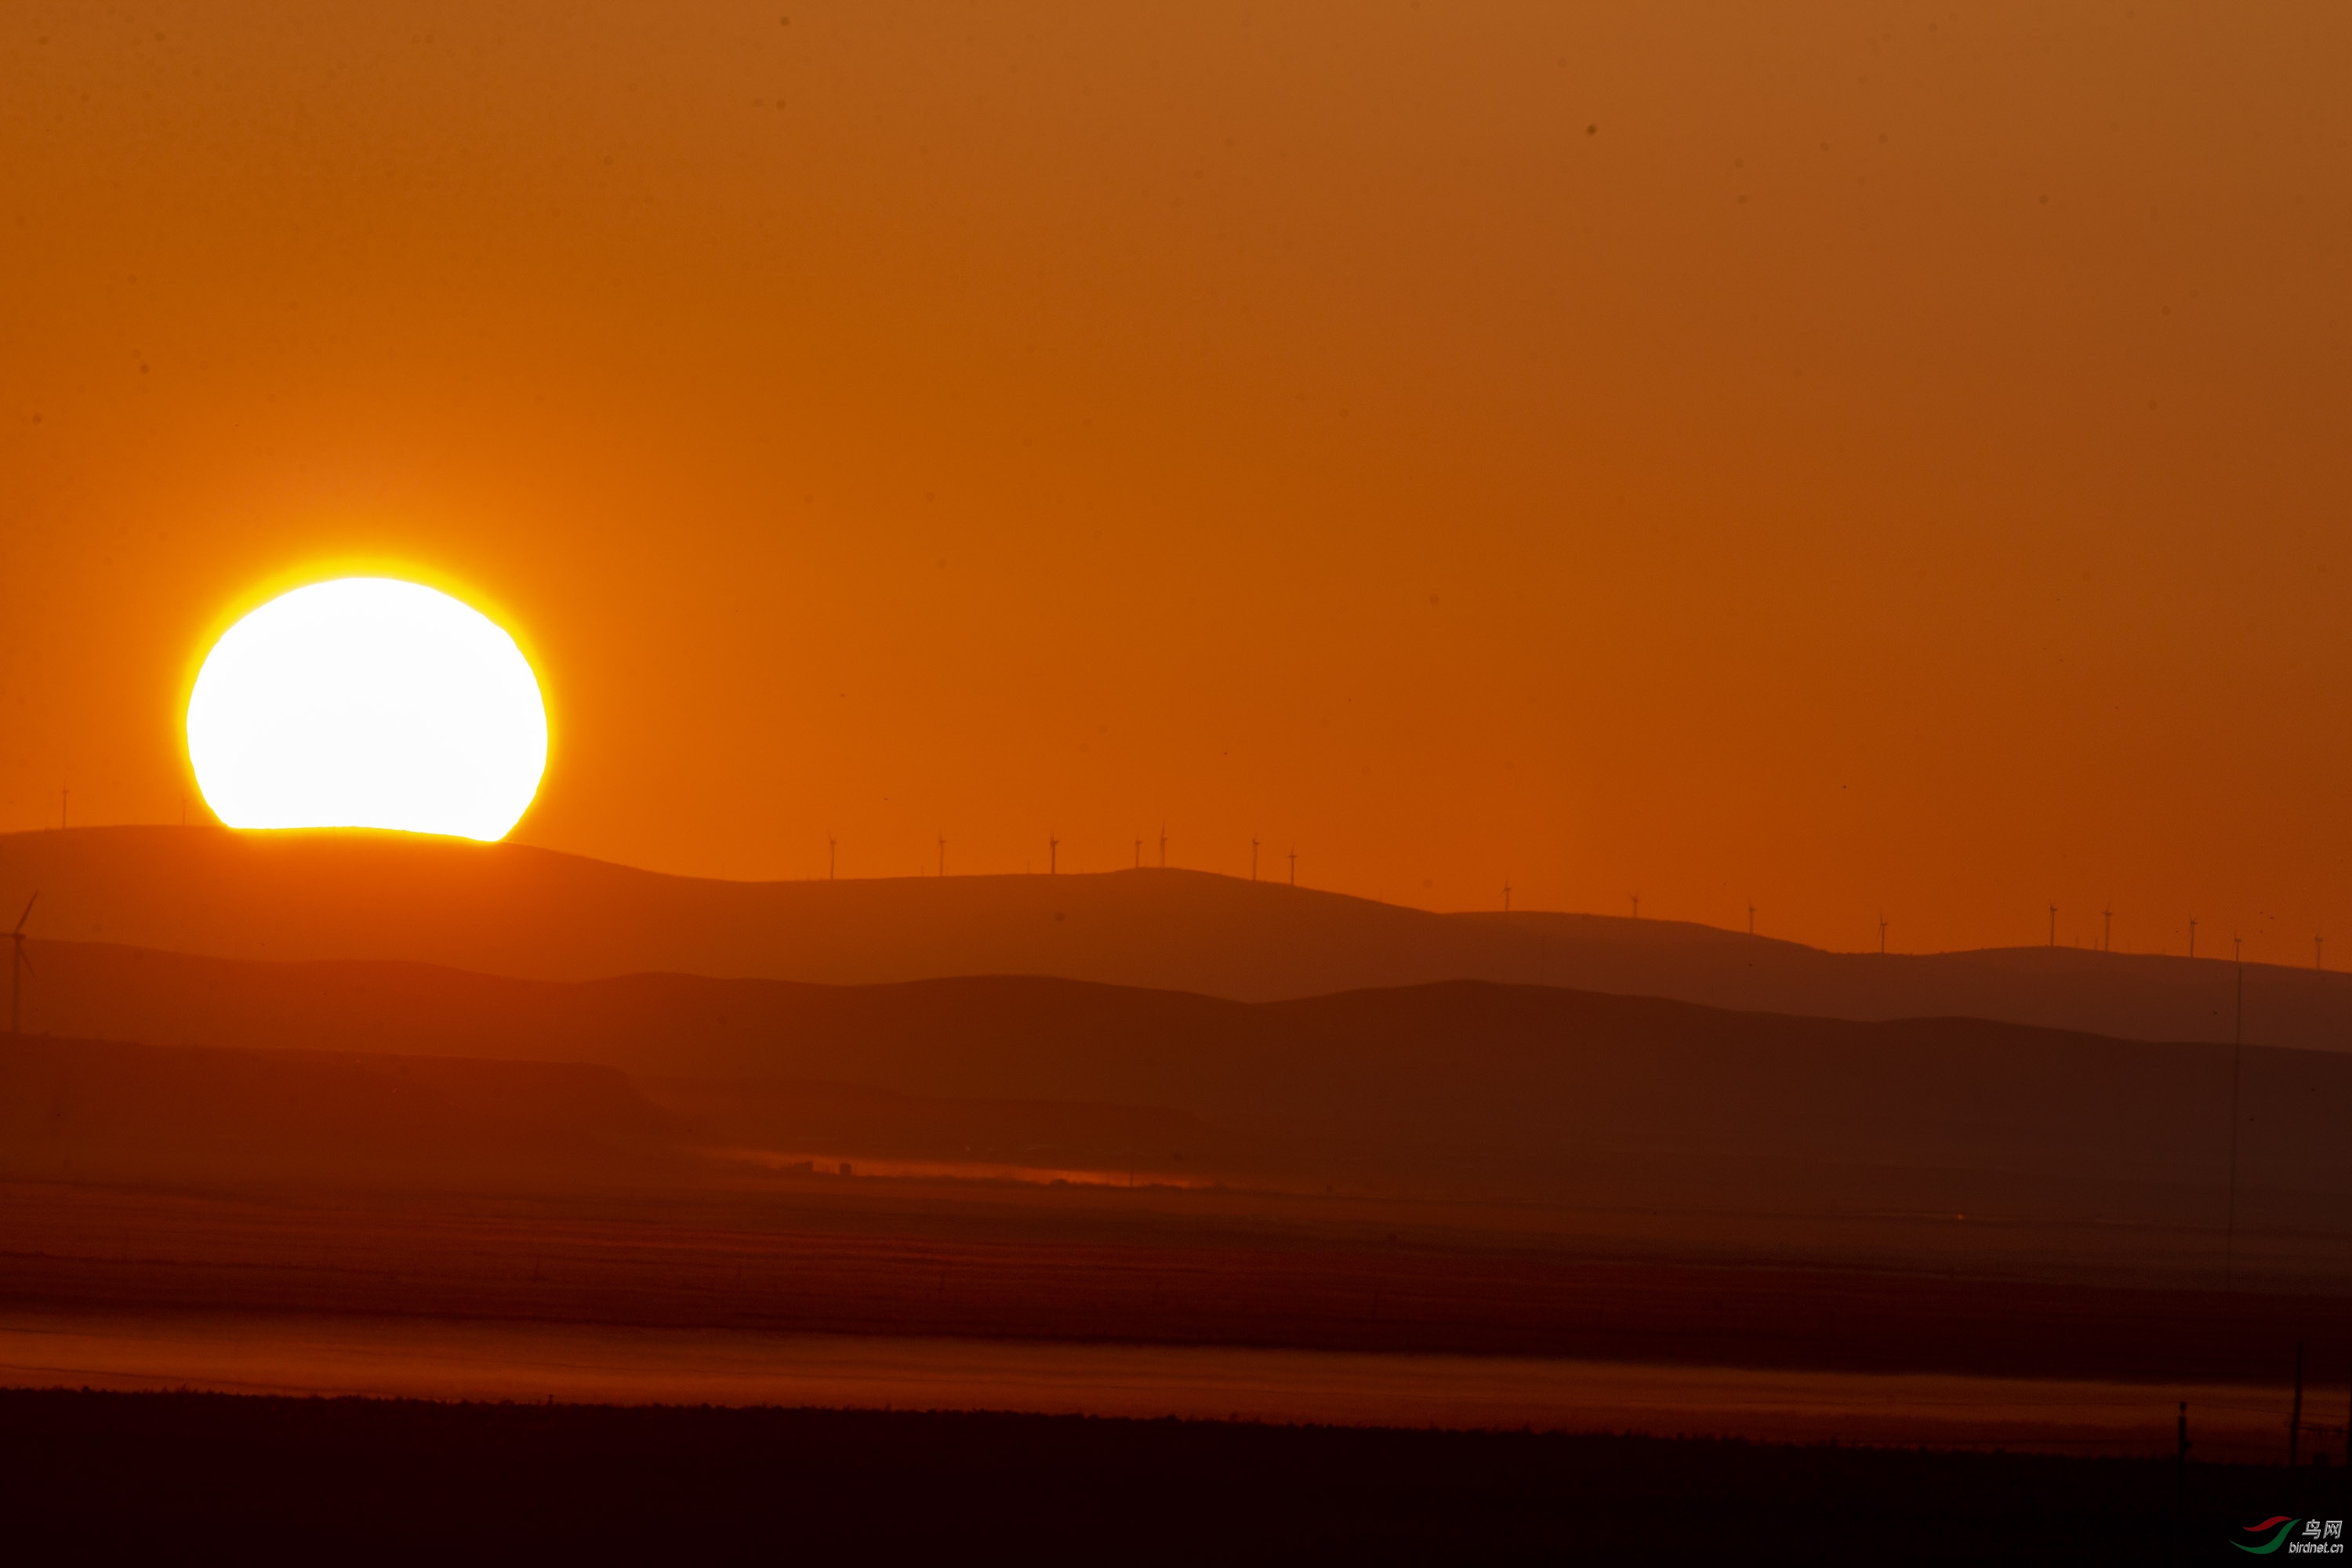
[1134,833,1142,869]
[938,833,946,877]
[1158,826,1167,868]
[828,835,837,880]
[2189,918,2197,960]
[2102,907,2113,953]
[1878,914,1888,955]
[1287,845,1297,887]
[2048,904,2056,947]
[1049,833,1059,875]
[7,894,35,1036]
[1250,837,1260,882]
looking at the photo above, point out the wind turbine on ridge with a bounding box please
[7,893,36,1036]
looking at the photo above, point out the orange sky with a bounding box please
[3,2,2347,960]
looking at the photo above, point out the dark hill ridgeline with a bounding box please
[13,938,2350,1230]
[1,825,2343,1050]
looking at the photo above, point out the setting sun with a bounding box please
[186,578,548,840]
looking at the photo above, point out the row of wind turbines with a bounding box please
[820,827,1306,887]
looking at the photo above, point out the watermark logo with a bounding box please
[2234,1518,2345,1555]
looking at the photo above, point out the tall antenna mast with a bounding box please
[2049,904,2056,947]
[7,894,36,1036]
[1878,914,1888,955]
[2225,935,2245,1290]
[2189,918,2197,960]
[2102,907,2113,953]
[1158,826,1167,868]
[1250,837,1259,882]
[1134,833,1142,869]
[1049,833,1058,875]
[828,836,837,880]
[1504,882,1512,915]
[938,833,946,877]
[1630,893,1639,920]
[1287,845,1296,887]
[1747,902,1755,935]
[60,788,67,831]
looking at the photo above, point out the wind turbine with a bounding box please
[1250,837,1260,882]
[828,835,837,880]
[1158,826,1167,868]
[1287,845,1297,887]
[7,894,35,1036]
[938,833,946,877]
[1049,833,1058,875]
[1134,833,1142,869]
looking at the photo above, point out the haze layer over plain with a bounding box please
[5,3,2348,957]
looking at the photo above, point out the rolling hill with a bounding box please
[9,937,2346,1229]
[1,825,2344,1050]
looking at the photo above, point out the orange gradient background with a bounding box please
[2,2,2347,960]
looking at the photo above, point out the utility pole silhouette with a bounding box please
[2189,918,2197,960]
[2102,907,2113,953]
[2049,904,2056,947]
[2290,1342,2306,1467]
[1049,834,1058,875]
[1287,846,1296,887]
[828,836,837,880]
[1250,838,1259,882]
[2175,1402,2189,1522]
[1158,826,1167,868]
[7,895,35,1036]
[2226,935,2245,1291]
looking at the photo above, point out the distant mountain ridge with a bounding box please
[2,825,2346,1050]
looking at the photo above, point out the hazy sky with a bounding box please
[3,2,2347,958]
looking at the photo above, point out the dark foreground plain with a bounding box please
[3,1386,2339,1565]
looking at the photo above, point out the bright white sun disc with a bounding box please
[187,578,548,840]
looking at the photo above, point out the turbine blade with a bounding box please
[12,892,34,933]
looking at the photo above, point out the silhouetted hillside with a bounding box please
[2,826,2339,1049]
[13,939,2348,1226]
[0,1032,681,1188]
